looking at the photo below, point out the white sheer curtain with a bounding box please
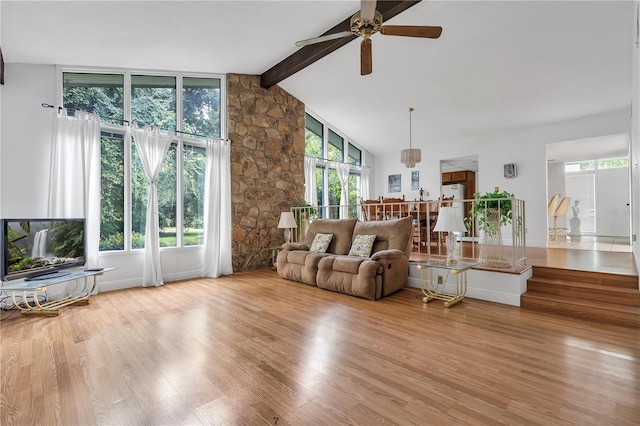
[48,109,101,268]
[360,166,370,201]
[304,156,317,206]
[203,138,233,277]
[335,162,350,219]
[131,125,174,287]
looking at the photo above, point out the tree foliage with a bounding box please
[63,74,219,250]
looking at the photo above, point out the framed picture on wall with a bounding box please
[411,171,419,190]
[388,174,401,193]
[504,163,517,178]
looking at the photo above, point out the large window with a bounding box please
[304,112,363,217]
[62,70,222,251]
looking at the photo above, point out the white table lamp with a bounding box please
[277,212,297,244]
[433,207,467,264]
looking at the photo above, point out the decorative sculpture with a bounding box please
[569,200,582,241]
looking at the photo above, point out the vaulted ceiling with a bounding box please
[1,1,633,158]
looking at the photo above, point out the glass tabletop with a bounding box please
[0,268,116,291]
[414,259,478,272]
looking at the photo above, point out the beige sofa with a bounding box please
[276,216,413,300]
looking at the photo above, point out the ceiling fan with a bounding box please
[294,0,442,76]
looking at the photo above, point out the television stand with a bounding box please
[0,268,115,316]
[25,270,71,281]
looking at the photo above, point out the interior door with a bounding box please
[596,166,630,237]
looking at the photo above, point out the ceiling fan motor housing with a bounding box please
[350,10,383,38]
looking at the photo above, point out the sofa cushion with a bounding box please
[332,256,366,274]
[304,218,357,255]
[348,234,376,257]
[277,249,332,286]
[317,257,383,300]
[353,216,413,256]
[309,233,333,253]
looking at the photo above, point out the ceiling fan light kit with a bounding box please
[401,107,422,168]
[293,0,442,76]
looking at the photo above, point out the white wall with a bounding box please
[375,109,631,248]
[0,3,3,216]
[0,63,205,291]
[1,64,56,218]
[631,1,640,282]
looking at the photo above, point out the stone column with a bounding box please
[227,74,305,271]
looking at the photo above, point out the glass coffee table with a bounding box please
[414,259,477,308]
[1,268,116,316]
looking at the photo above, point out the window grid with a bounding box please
[61,68,223,252]
[305,111,363,218]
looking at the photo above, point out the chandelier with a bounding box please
[400,107,421,168]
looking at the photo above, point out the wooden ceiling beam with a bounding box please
[260,1,422,89]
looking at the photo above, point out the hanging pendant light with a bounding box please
[400,107,421,168]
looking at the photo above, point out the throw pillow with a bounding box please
[348,234,376,257]
[309,233,333,253]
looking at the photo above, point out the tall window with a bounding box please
[328,130,344,162]
[304,112,364,217]
[305,113,323,157]
[62,70,222,251]
[183,145,206,246]
[183,77,222,138]
[99,130,125,250]
[348,172,361,217]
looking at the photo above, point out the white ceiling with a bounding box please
[1,1,634,158]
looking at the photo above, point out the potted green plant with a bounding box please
[468,189,515,236]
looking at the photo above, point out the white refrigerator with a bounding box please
[440,183,466,243]
[441,183,466,203]
[440,183,467,225]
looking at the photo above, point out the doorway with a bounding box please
[546,134,631,252]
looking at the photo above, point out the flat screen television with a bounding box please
[1,218,86,281]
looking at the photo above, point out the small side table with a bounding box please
[415,260,477,308]
[269,246,282,270]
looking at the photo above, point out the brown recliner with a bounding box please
[277,216,413,300]
[276,218,357,286]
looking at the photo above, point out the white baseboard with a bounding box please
[98,269,204,293]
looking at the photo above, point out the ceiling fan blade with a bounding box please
[295,31,352,48]
[361,0,377,22]
[380,25,443,39]
[361,39,372,75]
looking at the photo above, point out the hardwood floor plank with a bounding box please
[2,269,639,425]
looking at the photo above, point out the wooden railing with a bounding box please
[289,197,526,271]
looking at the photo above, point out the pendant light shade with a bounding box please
[400,148,421,168]
[400,107,421,168]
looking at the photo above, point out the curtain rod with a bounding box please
[41,103,229,142]
[305,154,370,169]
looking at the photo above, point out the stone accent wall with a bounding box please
[227,74,305,271]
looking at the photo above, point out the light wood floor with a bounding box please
[526,246,638,276]
[2,269,639,425]
[549,235,632,252]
